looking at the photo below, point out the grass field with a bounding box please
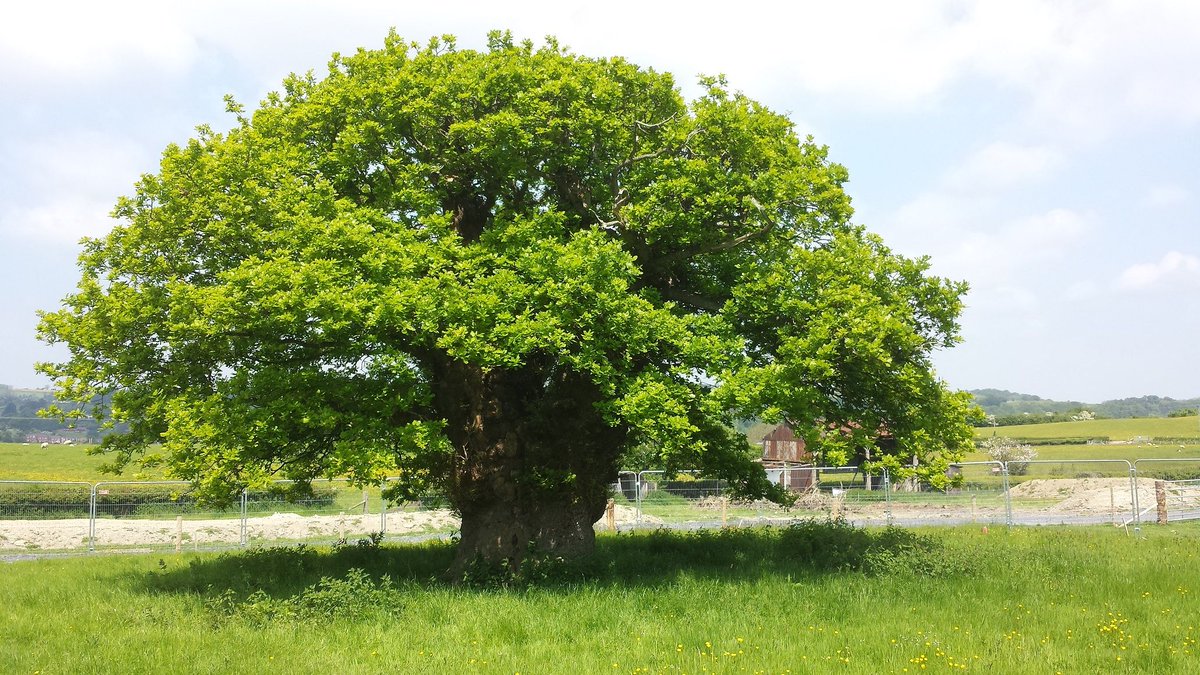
[976,416,1200,441]
[2,523,1198,674]
[0,442,128,482]
[967,417,1200,481]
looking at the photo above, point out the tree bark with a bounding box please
[452,481,607,578]
[423,356,625,578]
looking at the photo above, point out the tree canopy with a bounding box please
[38,31,974,571]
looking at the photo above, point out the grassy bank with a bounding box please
[2,523,1198,673]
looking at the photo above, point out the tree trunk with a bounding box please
[424,356,625,579]
[450,477,608,579]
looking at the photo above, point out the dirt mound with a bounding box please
[1009,477,1157,513]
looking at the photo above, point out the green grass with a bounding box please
[977,416,1200,441]
[2,523,1198,673]
[0,442,159,482]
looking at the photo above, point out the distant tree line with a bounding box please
[969,389,1200,425]
[0,384,104,443]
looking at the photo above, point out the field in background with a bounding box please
[966,417,1200,482]
[0,442,137,482]
[976,416,1200,441]
[5,416,1198,482]
[2,524,1198,673]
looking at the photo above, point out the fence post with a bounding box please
[883,468,892,526]
[635,471,645,527]
[1131,464,1142,534]
[239,488,248,547]
[88,483,96,553]
[379,484,388,537]
[1002,463,1013,527]
[1156,481,1168,525]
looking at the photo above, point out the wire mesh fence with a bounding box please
[1004,460,1138,526]
[379,478,460,542]
[894,461,1009,527]
[243,479,386,547]
[92,481,241,552]
[0,481,93,552]
[6,456,1200,554]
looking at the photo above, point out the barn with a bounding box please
[758,424,817,491]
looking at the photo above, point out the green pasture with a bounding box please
[0,442,124,482]
[977,416,1200,442]
[3,523,1199,674]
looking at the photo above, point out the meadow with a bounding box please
[974,416,1200,442]
[0,442,143,482]
[2,523,1198,674]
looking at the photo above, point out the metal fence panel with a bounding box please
[1133,459,1200,526]
[0,481,93,552]
[1005,460,1138,526]
[893,462,1008,527]
[633,470,736,527]
[91,481,241,551]
[800,465,889,522]
[242,479,380,546]
[14,453,1200,554]
[377,478,459,542]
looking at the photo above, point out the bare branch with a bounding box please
[634,114,677,130]
[660,287,724,312]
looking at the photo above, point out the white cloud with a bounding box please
[0,133,148,243]
[1063,280,1099,302]
[1,199,120,244]
[944,142,1064,193]
[1144,185,1191,208]
[0,2,197,84]
[11,133,149,196]
[1115,251,1200,291]
[933,208,1088,283]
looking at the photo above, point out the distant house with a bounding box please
[24,432,82,445]
[756,422,895,492]
[759,424,810,463]
[758,424,817,491]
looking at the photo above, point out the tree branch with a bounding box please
[660,287,724,312]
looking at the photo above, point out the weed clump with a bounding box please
[205,568,404,625]
[778,518,979,576]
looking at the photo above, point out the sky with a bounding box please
[1,0,1197,402]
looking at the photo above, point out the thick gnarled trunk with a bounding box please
[450,476,608,578]
[425,357,625,578]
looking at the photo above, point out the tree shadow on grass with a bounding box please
[137,520,980,606]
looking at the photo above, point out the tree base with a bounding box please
[448,499,602,581]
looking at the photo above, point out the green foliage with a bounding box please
[36,31,972,551]
[1168,408,1198,418]
[206,567,404,625]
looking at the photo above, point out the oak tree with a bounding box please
[39,32,974,573]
